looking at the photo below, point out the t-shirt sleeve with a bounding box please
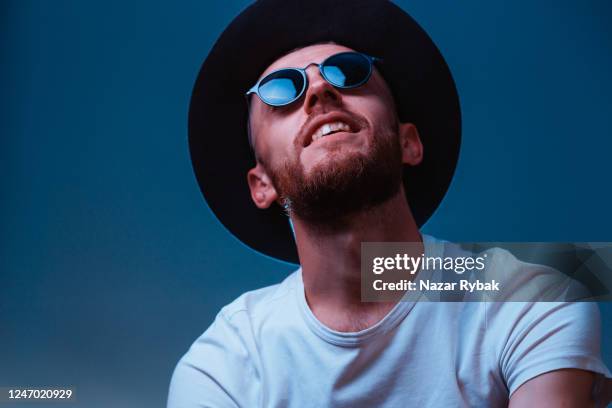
[167,311,260,408]
[498,301,612,398]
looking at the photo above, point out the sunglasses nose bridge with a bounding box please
[300,67,344,113]
[301,62,329,89]
[304,61,320,70]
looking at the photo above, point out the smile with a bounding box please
[302,113,363,147]
[311,121,352,143]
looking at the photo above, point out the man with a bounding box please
[169,0,611,406]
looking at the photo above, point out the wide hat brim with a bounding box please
[189,0,461,264]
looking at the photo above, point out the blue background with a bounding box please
[1,1,611,407]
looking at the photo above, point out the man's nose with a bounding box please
[302,65,342,113]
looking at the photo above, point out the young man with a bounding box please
[169,1,611,406]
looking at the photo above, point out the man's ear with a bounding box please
[247,163,279,209]
[398,122,424,166]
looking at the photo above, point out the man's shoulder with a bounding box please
[431,236,580,302]
[179,269,302,363]
[217,268,302,325]
[169,272,304,408]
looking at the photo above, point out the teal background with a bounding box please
[1,1,611,407]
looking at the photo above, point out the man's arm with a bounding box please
[494,299,612,407]
[509,368,596,407]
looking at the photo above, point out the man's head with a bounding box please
[189,0,461,262]
[246,43,424,225]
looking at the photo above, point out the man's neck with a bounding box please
[290,188,423,332]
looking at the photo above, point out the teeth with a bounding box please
[322,124,331,136]
[311,121,351,143]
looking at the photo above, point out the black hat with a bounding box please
[189,0,461,264]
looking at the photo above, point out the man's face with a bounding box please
[247,43,421,224]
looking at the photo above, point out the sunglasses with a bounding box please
[246,52,380,107]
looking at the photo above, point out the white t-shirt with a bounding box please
[168,235,611,407]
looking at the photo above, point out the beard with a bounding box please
[267,122,404,227]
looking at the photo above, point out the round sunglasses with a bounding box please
[246,52,380,107]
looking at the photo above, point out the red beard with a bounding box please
[268,123,404,227]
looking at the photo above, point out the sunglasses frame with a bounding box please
[246,52,380,107]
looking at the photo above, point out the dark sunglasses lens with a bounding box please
[258,69,304,105]
[322,53,371,88]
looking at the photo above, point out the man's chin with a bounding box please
[299,147,368,179]
[300,132,368,170]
